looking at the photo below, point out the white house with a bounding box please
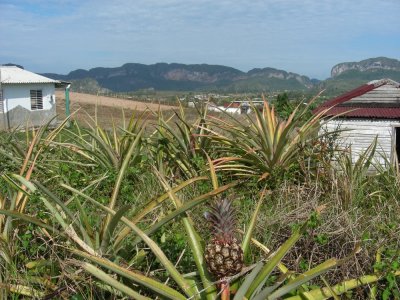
[206,102,242,114]
[0,66,69,130]
[313,78,400,165]
[206,101,264,114]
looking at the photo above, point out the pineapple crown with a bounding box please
[205,198,237,243]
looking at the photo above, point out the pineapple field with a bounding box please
[0,97,399,299]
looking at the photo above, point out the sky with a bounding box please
[0,0,399,80]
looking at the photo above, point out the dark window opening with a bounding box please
[30,90,43,110]
[395,127,400,163]
[240,103,249,114]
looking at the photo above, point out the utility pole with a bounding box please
[64,83,71,127]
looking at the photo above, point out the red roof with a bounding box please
[223,102,241,108]
[317,107,400,118]
[313,79,400,119]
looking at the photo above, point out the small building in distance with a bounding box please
[206,100,264,114]
[313,78,400,165]
[0,66,70,130]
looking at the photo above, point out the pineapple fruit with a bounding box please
[204,198,244,279]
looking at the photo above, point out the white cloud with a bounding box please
[0,0,399,78]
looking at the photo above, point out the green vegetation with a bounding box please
[45,57,400,97]
[221,77,311,93]
[70,78,110,94]
[319,69,400,97]
[45,63,314,93]
[0,100,399,299]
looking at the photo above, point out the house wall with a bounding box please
[206,104,250,114]
[0,83,57,130]
[323,118,400,165]
[207,105,241,114]
[223,107,241,114]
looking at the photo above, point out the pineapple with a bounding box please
[204,198,243,279]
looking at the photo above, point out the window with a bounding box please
[395,127,400,164]
[30,90,43,110]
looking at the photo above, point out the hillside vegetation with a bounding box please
[44,63,316,93]
[319,58,400,96]
[42,57,400,96]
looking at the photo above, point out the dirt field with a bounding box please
[55,91,176,128]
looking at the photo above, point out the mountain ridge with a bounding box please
[38,57,400,94]
[42,63,315,92]
[331,57,400,77]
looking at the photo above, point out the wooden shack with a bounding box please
[313,78,400,165]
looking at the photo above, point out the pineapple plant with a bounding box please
[204,197,244,280]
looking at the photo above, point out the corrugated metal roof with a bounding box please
[315,106,400,118]
[0,66,59,84]
[313,78,400,119]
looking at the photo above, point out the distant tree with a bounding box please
[2,63,24,69]
[275,92,292,118]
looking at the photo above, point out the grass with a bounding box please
[0,97,399,299]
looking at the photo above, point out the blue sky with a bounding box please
[1,0,399,79]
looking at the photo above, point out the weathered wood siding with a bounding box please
[323,118,400,165]
[346,84,400,104]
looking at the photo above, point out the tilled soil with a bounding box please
[55,91,175,128]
